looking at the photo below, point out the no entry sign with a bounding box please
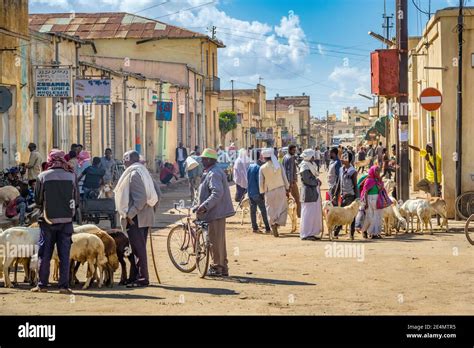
[419,87,442,111]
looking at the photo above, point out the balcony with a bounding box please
[205,76,220,92]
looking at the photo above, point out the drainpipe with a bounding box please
[201,40,207,148]
[123,75,128,154]
[455,1,463,218]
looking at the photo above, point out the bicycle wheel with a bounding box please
[465,214,474,246]
[195,229,210,278]
[455,191,474,220]
[167,225,196,273]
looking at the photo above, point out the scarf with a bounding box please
[299,159,319,178]
[46,149,73,172]
[360,165,384,199]
[77,150,91,167]
[114,162,158,221]
[262,148,280,172]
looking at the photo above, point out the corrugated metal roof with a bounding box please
[29,12,225,47]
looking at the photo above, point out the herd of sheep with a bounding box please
[0,224,132,289]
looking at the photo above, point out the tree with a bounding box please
[218,111,237,145]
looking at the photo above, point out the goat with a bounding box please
[428,197,449,232]
[322,199,363,241]
[400,199,434,234]
[382,198,407,236]
[108,230,134,285]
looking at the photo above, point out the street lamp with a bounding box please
[368,31,396,47]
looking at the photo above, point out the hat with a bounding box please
[261,148,274,158]
[302,149,315,161]
[201,148,218,160]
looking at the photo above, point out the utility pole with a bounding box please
[455,0,464,218]
[207,25,217,40]
[231,79,234,112]
[383,0,393,147]
[396,0,409,201]
[326,110,329,147]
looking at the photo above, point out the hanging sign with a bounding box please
[35,68,71,97]
[74,79,111,105]
[156,101,173,121]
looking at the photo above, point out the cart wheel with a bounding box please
[110,214,117,229]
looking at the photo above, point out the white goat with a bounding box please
[0,227,40,288]
[323,199,363,240]
[382,198,407,236]
[400,199,434,234]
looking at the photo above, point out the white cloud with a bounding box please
[328,64,370,101]
[30,0,69,7]
[29,0,310,81]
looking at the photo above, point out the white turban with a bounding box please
[302,149,315,161]
[262,148,280,172]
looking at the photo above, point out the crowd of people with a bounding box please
[1,137,443,293]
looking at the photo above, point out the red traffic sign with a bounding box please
[419,87,442,111]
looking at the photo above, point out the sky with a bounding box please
[28,0,463,118]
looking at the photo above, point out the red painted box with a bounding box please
[371,49,400,97]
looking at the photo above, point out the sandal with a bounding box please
[126,280,149,288]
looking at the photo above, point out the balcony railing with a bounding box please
[205,76,220,92]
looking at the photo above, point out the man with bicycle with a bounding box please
[195,148,235,277]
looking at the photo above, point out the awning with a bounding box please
[365,116,388,140]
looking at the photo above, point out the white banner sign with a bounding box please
[74,79,111,105]
[35,68,71,97]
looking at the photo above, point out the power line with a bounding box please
[153,1,216,20]
[135,0,170,14]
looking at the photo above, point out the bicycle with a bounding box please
[465,214,474,245]
[167,204,210,278]
[455,191,474,245]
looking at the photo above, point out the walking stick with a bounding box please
[149,229,161,284]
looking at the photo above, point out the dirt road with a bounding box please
[1,172,473,315]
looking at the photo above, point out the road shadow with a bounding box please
[213,275,316,287]
[74,291,164,300]
[157,285,238,296]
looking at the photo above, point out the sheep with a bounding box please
[0,227,40,288]
[0,186,20,214]
[29,253,39,286]
[108,230,134,285]
[73,225,119,287]
[98,183,114,199]
[382,198,407,236]
[52,232,108,289]
[53,224,119,287]
[322,199,363,241]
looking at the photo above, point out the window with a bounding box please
[339,130,342,134]
[356,117,360,122]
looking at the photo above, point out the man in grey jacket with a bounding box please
[119,150,160,287]
[196,148,235,277]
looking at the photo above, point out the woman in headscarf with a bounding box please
[258,148,290,237]
[359,165,385,239]
[233,148,250,202]
[299,149,322,241]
